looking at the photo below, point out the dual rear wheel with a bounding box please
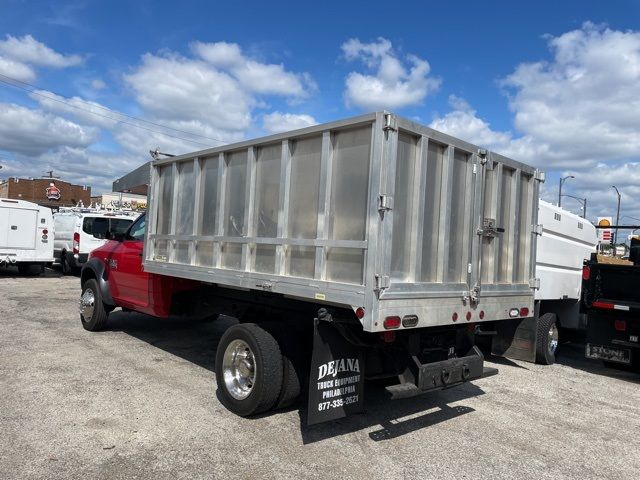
[215,323,302,417]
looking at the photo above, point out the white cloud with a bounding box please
[124,52,253,134]
[91,79,106,90]
[0,55,35,82]
[0,103,97,156]
[30,89,118,129]
[342,37,441,111]
[0,34,83,68]
[192,41,316,98]
[430,96,513,149]
[501,22,640,168]
[262,112,317,134]
[1,147,144,195]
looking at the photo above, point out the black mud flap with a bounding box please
[307,319,365,426]
[491,317,537,363]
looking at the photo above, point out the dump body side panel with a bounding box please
[143,112,539,332]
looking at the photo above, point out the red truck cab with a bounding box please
[80,213,198,330]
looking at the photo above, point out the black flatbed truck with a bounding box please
[581,240,640,370]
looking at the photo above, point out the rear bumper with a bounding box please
[586,310,640,364]
[386,346,497,399]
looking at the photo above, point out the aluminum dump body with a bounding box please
[144,112,542,332]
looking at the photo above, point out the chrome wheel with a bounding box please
[222,339,256,400]
[79,288,95,320]
[548,323,559,355]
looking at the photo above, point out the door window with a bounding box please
[84,217,110,239]
[110,218,133,235]
[128,215,146,241]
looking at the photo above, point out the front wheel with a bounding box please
[536,313,559,365]
[80,278,109,331]
[215,323,283,417]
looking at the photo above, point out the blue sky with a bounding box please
[1,0,640,225]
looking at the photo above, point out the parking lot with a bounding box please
[1,269,639,480]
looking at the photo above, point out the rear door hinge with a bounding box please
[378,194,393,213]
[533,224,543,236]
[374,274,390,297]
[383,113,397,132]
[529,278,540,290]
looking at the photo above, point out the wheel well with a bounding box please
[80,267,96,287]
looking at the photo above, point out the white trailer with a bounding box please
[0,199,54,275]
[532,200,597,363]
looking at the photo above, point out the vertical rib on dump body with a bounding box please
[144,112,542,332]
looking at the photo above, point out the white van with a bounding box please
[53,210,137,274]
[0,198,54,275]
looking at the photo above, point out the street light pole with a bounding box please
[612,185,621,245]
[558,175,575,207]
[559,193,587,218]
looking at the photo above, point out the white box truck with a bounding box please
[80,112,545,424]
[532,200,597,364]
[0,198,54,275]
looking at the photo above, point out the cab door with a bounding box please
[108,214,149,308]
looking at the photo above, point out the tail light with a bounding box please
[520,307,530,317]
[582,265,590,280]
[73,232,80,254]
[383,316,401,329]
[614,320,627,331]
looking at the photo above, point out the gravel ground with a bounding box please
[0,268,639,479]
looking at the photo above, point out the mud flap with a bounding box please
[306,319,365,425]
[491,317,537,363]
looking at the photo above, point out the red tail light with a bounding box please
[383,316,401,329]
[73,232,80,254]
[592,301,614,310]
[614,320,627,331]
[582,265,590,281]
[520,307,530,317]
[355,307,365,319]
[42,229,48,235]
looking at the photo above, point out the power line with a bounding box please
[0,72,228,148]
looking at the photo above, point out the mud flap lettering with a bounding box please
[307,319,365,425]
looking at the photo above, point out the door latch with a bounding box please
[477,218,505,238]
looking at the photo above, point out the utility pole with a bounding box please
[612,185,621,245]
[558,175,574,207]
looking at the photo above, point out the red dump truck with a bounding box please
[79,112,545,424]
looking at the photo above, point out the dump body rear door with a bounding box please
[473,155,538,301]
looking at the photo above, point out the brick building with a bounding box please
[0,177,91,208]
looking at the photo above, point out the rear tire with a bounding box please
[276,355,302,409]
[536,313,558,365]
[215,323,283,416]
[80,278,109,331]
[61,253,72,275]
